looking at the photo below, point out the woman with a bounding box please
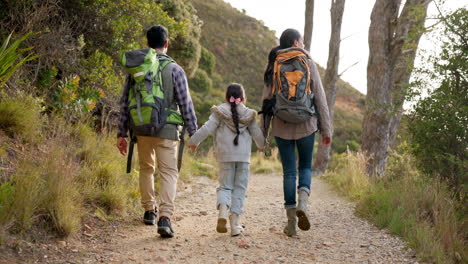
[262,28,332,237]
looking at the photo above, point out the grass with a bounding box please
[0,93,43,144]
[181,148,218,180]
[0,102,141,236]
[250,147,282,174]
[323,149,467,264]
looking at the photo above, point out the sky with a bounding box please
[223,0,468,94]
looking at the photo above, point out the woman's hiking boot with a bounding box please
[216,204,228,233]
[296,189,311,230]
[229,214,244,236]
[283,208,297,237]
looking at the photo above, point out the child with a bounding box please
[188,83,265,236]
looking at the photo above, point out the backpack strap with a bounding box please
[159,56,177,111]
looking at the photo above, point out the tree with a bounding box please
[362,0,431,177]
[303,0,314,51]
[313,0,346,175]
[408,7,467,191]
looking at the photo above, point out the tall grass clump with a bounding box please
[0,93,43,143]
[3,139,82,236]
[324,147,466,264]
[75,124,139,216]
[323,150,370,200]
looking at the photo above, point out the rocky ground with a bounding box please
[0,173,422,264]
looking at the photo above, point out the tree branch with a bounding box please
[338,61,358,77]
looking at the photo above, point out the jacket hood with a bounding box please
[211,103,257,133]
[276,47,312,60]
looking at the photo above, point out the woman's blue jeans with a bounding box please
[275,133,315,209]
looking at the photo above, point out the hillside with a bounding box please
[191,0,365,152]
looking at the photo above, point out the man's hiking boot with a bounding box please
[157,216,174,238]
[296,189,311,230]
[216,204,228,233]
[143,209,157,225]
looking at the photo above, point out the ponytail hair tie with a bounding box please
[229,96,241,105]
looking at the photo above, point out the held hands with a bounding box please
[117,137,128,155]
[322,136,332,146]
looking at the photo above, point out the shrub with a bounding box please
[199,47,216,75]
[189,68,212,93]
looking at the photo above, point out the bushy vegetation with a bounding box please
[324,147,466,264]
[0,97,140,236]
[0,0,213,238]
[408,8,467,193]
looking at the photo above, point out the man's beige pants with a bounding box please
[136,136,178,218]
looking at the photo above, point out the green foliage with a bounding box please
[0,93,43,143]
[199,47,216,75]
[158,0,203,77]
[189,68,212,93]
[39,71,103,120]
[409,8,468,192]
[80,50,123,97]
[0,33,38,87]
[74,0,186,58]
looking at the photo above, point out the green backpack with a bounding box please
[121,48,183,136]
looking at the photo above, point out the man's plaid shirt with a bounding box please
[117,64,198,138]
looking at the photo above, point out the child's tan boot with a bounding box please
[229,213,244,236]
[216,204,228,233]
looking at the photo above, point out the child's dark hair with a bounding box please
[226,83,245,146]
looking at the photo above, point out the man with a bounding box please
[116,25,197,238]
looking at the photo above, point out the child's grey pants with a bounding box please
[217,162,250,215]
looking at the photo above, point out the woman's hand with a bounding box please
[322,136,332,146]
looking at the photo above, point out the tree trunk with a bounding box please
[362,0,431,177]
[304,0,314,51]
[313,0,346,176]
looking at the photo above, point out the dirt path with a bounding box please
[3,173,420,264]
